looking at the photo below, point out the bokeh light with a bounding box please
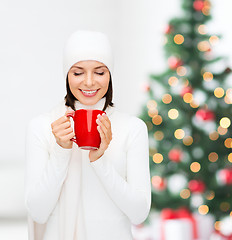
[214,221,221,231]
[180,189,191,199]
[190,101,199,108]
[198,205,209,215]
[220,117,231,128]
[203,72,213,81]
[174,34,184,45]
[148,108,158,118]
[147,100,157,109]
[154,131,164,141]
[206,191,215,200]
[168,109,179,119]
[190,162,201,173]
[183,93,193,103]
[214,87,225,98]
[224,138,232,148]
[228,153,232,163]
[209,35,219,45]
[198,24,207,35]
[208,152,218,162]
[183,136,193,146]
[152,115,163,125]
[174,129,185,139]
[162,94,172,104]
[217,126,228,135]
[209,131,219,141]
[153,153,164,164]
[176,66,187,76]
[198,41,210,52]
[168,76,178,86]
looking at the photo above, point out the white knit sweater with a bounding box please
[25,97,151,240]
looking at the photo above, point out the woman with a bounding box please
[25,30,151,240]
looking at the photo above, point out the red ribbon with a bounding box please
[161,207,198,240]
[214,230,232,240]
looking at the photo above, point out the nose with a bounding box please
[84,73,95,87]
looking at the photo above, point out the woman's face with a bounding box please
[68,60,110,106]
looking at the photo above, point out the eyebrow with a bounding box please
[71,66,107,70]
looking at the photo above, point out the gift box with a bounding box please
[161,208,197,240]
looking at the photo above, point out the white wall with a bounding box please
[0,0,232,220]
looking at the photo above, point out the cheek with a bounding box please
[68,75,81,89]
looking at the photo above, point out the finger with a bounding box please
[59,131,75,142]
[56,127,74,137]
[52,115,70,127]
[97,125,108,148]
[97,114,111,129]
[54,121,71,132]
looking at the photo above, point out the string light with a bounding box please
[209,131,219,141]
[190,162,201,173]
[180,189,191,199]
[220,117,231,128]
[152,115,163,125]
[168,109,179,119]
[198,41,210,52]
[154,131,164,141]
[198,205,209,215]
[162,94,172,104]
[174,34,184,45]
[183,136,193,146]
[176,66,187,76]
[168,76,178,86]
[174,129,185,139]
[214,87,225,98]
[153,153,164,164]
[208,152,218,162]
[203,72,213,81]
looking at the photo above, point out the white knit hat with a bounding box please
[63,30,114,79]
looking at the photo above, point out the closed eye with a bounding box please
[96,72,104,75]
[73,73,82,76]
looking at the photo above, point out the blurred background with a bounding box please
[0,0,232,239]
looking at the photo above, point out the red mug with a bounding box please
[67,109,106,150]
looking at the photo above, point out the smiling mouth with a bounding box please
[79,89,100,97]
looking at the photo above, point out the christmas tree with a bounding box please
[139,0,232,222]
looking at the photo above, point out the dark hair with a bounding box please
[64,73,114,112]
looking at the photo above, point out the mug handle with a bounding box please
[66,112,78,145]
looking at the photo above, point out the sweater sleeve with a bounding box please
[24,115,72,224]
[90,118,151,225]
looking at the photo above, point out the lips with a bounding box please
[80,89,99,97]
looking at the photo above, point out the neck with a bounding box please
[74,97,106,111]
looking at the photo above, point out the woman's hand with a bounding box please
[51,110,75,149]
[89,113,112,162]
